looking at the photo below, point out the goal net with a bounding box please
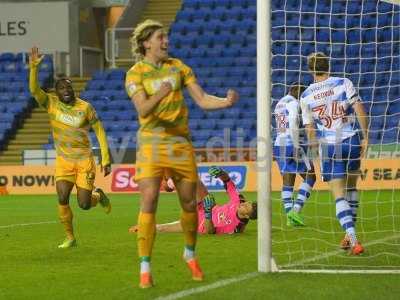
[271,0,400,272]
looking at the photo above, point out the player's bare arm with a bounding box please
[186,82,239,110]
[29,46,48,105]
[353,101,369,157]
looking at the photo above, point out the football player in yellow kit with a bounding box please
[29,47,112,249]
[125,20,239,288]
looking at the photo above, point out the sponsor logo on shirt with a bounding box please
[56,113,83,127]
[127,82,137,95]
[152,76,177,91]
[217,212,232,225]
[198,166,247,190]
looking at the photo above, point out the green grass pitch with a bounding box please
[0,191,399,299]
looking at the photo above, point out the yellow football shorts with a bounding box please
[135,143,197,183]
[55,155,96,190]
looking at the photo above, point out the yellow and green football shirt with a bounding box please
[29,61,110,165]
[125,58,196,145]
[42,96,100,160]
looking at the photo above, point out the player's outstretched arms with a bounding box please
[29,46,49,107]
[186,82,238,110]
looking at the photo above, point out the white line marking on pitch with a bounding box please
[283,233,400,268]
[154,272,260,300]
[156,233,400,300]
[0,221,57,229]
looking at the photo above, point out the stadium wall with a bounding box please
[1,159,399,194]
[0,0,107,75]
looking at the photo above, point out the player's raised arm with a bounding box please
[208,166,241,205]
[186,82,239,110]
[29,46,49,107]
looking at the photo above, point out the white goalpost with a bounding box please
[259,0,400,274]
[257,0,272,273]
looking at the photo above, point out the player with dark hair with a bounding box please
[29,47,111,249]
[273,83,316,226]
[129,167,257,235]
[301,52,368,255]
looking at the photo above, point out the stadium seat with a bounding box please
[381,128,397,144]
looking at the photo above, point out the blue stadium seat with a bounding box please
[331,16,346,28]
[360,58,376,73]
[370,103,388,115]
[347,1,361,14]
[363,1,378,13]
[361,44,376,57]
[190,110,205,119]
[381,128,397,144]
[240,46,256,57]
[104,80,124,90]
[389,86,400,100]
[116,111,135,121]
[215,119,235,130]
[385,115,399,128]
[388,101,400,115]
[300,14,314,27]
[272,11,284,27]
[286,0,301,11]
[235,57,255,67]
[332,30,346,43]
[362,29,376,43]
[272,85,285,99]
[346,29,361,43]
[210,67,227,77]
[192,140,207,148]
[189,119,200,131]
[368,130,381,144]
[198,119,217,130]
[315,29,330,42]
[369,116,384,129]
[193,9,209,20]
[241,111,256,119]
[86,80,105,90]
[316,14,330,27]
[286,12,300,26]
[0,52,15,62]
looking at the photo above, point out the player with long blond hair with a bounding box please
[125,20,239,288]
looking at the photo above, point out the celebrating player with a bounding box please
[129,167,257,235]
[273,83,316,226]
[125,20,239,288]
[29,47,111,249]
[300,52,368,255]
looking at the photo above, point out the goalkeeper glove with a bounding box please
[208,166,224,177]
[203,194,216,220]
[208,166,230,182]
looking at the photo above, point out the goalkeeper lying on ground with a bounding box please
[129,166,257,234]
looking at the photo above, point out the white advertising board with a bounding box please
[0,2,69,53]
